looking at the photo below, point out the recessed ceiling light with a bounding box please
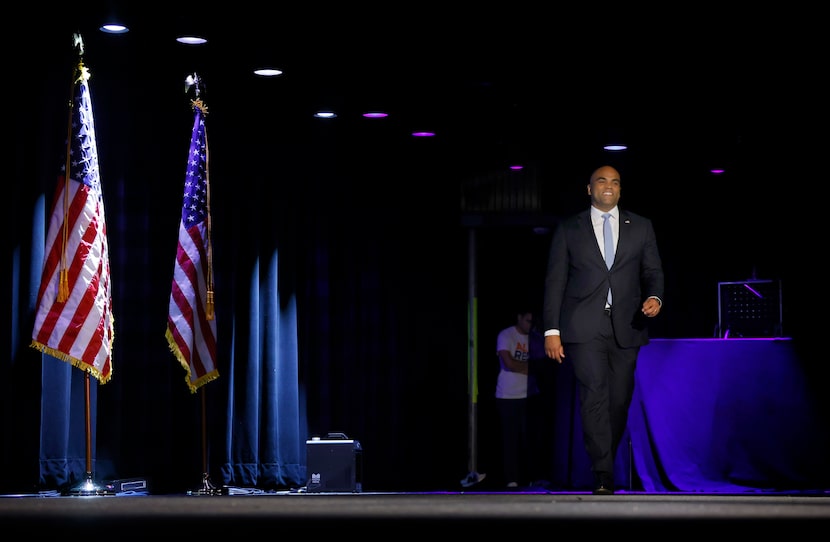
[100,24,129,34]
[177,36,207,45]
[363,112,388,118]
[411,131,435,137]
[603,144,628,151]
[253,68,283,77]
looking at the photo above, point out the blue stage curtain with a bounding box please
[38,357,101,488]
[218,250,305,489]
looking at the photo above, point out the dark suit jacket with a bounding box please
[543,207,664,348]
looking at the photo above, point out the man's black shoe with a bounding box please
[593,472,614,495]
[592,483,614,495]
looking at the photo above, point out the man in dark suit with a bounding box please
[542,165,664,495]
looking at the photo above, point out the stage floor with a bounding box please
[2,489,829,535]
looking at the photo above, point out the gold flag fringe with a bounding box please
[30,339,113,385]
[191,98,208,116]
[165,328,219,394]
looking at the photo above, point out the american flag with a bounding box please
[165,97,218,393]
[31,61,114,384]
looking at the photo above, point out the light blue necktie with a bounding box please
[602,213,614,306]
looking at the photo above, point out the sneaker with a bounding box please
[459,472,486,488]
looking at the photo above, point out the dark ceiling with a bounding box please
[26,3,820,203]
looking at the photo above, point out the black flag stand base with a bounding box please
[63,471,116,496]
[187,472,226,496]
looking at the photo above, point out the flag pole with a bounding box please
[176,74,223,496]
[64,371,115,496]
[58,33,114,497]
[188,386,223,496]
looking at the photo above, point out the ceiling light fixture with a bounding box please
[176,36,207,45]
[602,127,628,151]
[253,68,283,77]
[100,23,129,34]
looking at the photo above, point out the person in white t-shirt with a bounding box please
[495,309,542,489]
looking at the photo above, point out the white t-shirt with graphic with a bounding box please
[495,325,530,399]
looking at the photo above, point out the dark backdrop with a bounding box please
[2,13,820,495]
